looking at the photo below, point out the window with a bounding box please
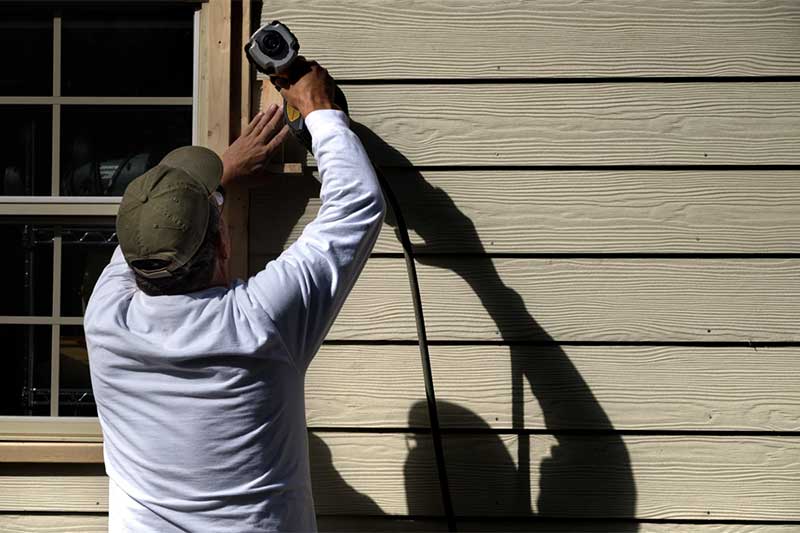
[0,5,198,419]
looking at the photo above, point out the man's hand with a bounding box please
[221,103,289,188]
[272,59,336,118]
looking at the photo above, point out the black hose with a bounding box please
[372,165,457,532]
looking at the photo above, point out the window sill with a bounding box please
[0,416,102,444]
[0,441,103,463]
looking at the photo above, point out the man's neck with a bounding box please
[208,259,231,288]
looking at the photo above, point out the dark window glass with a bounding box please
[60,105,192,196]
[0,325,51,416]
[62,9,193,97]
[60,325,96,417]
[61,226,116,317]
[0,106,52,196]
[0,224,53,316]
[0,16,52,96]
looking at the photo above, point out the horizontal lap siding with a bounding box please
[247,0,800,529]
[250,257,800,342]
[322,84,800,166]
[3,516,800,533]
[3,435,800,519]
[252,170,800,254]
[305,345,800,431]
[320,520,800,533]
[262,0,800,79]
[2,515,800,533]
[0,514,107,533]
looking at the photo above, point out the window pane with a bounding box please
[61,226,117,317]
[60,325,96,417]
[0,325,51,416]
[0,224,53,316]
[62,9,193,97]
[0,16,52,96]
[0,106,52,196]
[60,105,192,196]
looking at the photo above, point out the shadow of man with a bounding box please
[352,122,637,530]
[308,433,384,514]
[251,117,637,531]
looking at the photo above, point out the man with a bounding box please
[85,61,385,532]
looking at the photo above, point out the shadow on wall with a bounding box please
[355,123,637,529]
[264,121,637,530]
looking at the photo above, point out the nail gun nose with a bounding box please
[259,30,289,60]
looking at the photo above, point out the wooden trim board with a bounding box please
[0,443,103,463]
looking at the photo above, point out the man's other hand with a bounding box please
[221,103,289,188]
[272,59,336,118]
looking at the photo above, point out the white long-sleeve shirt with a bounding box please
[85,110,385,532]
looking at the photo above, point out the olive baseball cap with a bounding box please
[116,146,223,280]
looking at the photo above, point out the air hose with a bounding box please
[371,166,458,532]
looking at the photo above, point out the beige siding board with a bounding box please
[318,517,446,532]
[318,434,800,519]
[306,345,428,428]
[0,515,439,533]
[262,0,800,79]
[0,516,796,533]
[0,465,107,512]
[2,435,797,519]
[418,258,800,342]
[456,525,800,533]
[305,345,800,431]
[0,514,107,532]
[251,170,800,254]
[434,345,800,431]
[318,84,800,166]
[319,517,800,532]
[250,257,800,342]
[480,345,800,432]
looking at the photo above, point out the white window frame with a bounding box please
[0,7,200,434]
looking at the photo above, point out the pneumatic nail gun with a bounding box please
[244,20,348,151]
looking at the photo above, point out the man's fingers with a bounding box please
[243,111,264,135]
[257,105,285,142]
[261,103,280,130]
[252,104,276,137]
[264,124,290,153]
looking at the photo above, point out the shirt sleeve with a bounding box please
[84,245,137,329]
[245,109,386,371]
[94,246,136,292]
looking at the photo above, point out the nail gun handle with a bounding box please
[283,101,310,149]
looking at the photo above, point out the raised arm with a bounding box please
[84,245,136,329]
[245,62,386,370]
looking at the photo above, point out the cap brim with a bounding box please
[160,146,223,193]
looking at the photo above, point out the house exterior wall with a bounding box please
[2,1,799,531]
[248,0,800,530]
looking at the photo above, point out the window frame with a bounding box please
[0,6,201,430]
